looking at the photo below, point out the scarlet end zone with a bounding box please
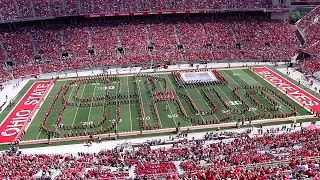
[0,81,52,144]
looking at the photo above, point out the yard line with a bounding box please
[213,75,245,120]
[205,90,224,122]
[240,69,300,116]
[145,77,163,128]
[115,79,120,132]
[184,87,206,123]
[86,83,97,131]
[101,80,111,131]
[165,74,192,126]
[193,87,219,122]
[69,83,87,134]
[136,77,147,125]
[220,71,258,116]
[37,81,68,140]
[157,75,177,127]
[127,76,133,131]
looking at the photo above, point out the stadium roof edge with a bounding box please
[0,8,290,25]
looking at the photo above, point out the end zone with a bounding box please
[252,67,320,114]
[0,81,51,144]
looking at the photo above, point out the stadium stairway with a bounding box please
[29,31,37,55]
[173,25,181,46]
[0,38,8,59]
[129,166,135,178]
[174,161,185,175]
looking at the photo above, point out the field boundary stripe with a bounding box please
[18,114,315,145]
[165,74,192,126]
[251,67,314,113]
[0,82,35,128]
[55,67,249,81]
[127,76,133,131]
[86,83,97,128]
[23,81,55,141]
[69,83,87,133]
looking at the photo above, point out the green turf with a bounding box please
[19,68,311,142]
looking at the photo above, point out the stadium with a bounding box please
[0,0,320,179]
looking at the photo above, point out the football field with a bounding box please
[1,67,315,143]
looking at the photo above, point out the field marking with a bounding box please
[214,79,245,121]
[33,82,59,140]
[165,73,204,123]
[165,74,192,126]
[69,83,87,134]
[193,87,214,123]
[157,76,177,127]
[42,81,73,139]
[136,77,147,125]
[85,83,97,132]
[154,103,163,128]
[251,67,318,113]
[229,70,270,115]
[241,69,301,116]
[220,70,257,117]
[127,76,133,131]
[193,86,219,122]
[20,114,314,145]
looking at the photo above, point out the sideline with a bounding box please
[19,114,314,145]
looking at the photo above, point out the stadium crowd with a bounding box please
[295,6,320,73]
[0,17,300,83]
[1,125,320,179]
[0,0,275,22]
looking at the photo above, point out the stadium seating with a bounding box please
[304,41,320,55]
[0,0,274,22]
[1,127,320,179]
[295,57,320,73]
[0,17,301,82]
[297,6,320,31]
[297,6,320,56]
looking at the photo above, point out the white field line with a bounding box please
[154,103,163,128]
[127,76,133,131]
[220,71,257,116]
[193,87,219,122]
[165,74,192,126]
[57,67,249,82]
[85,83,97,132]
[193,87,213,120]
[157,76,178,127]
[245,69,304,116]
[214,76,245,119]
[0,82,36,128]
[36,81,69,139]
[169,73,205,122]
[145,78,163,128]
[101,82,109,132]
[136,78,147,125]
[69,83,87,134]
[25,82,54,140]
[237,69,288,115]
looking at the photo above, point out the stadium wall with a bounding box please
[272,0,292,6]
[271,12,290,19]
